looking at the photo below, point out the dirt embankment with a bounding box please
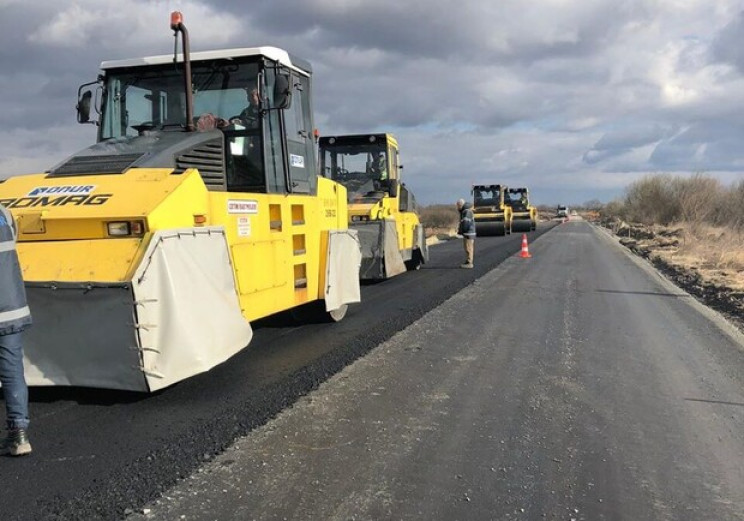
[607,221,744,331]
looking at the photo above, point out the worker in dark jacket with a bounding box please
[456,198,476,268]
[0,204,32,456]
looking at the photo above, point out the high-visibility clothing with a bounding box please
[0,205,31,336]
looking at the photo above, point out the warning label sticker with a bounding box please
[227,199,258,214]
[237,216,251,237]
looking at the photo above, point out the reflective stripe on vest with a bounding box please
[0,239,14,253]
[0,305,30,323]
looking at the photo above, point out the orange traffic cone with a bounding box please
[519,234,531,258]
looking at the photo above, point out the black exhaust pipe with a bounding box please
[170,11,195,132]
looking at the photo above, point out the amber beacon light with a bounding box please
[170,11,183,29]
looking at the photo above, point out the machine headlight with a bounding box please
[106,220,146,237]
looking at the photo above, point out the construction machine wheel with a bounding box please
[511,220,532,233]
[476,222,506,236]
[500,221,510,235]
[326,304,349,322]
[405,249,423,271]
[405,258,421,271]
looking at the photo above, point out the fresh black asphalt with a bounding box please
[0,224,550,521]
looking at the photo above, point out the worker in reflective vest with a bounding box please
[0,204,32,456]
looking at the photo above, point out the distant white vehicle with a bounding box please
[557,205,569,218]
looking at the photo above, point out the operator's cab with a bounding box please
[473,185,502,208]
[318,133,400,205]
[73,47,317,197]
[506,188,529,211]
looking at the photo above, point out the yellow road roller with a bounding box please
[472,184,513,236]
[0,13,361,392]
[319,133,428,280]
[505,187,538,232]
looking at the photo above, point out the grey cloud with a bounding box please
[650,121,744,171]
[582,123,673,165]
[1,0,744,206]
[229,0,646,64]
[596,123,673,150]
[711,10,744,71]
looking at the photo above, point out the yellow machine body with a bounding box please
[2,170,349,320]
[0,170,359,391]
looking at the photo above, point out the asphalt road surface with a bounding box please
[123,221,744,521]
[0,223,553,520]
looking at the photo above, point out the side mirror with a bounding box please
[273,74,292,109]
[387,178,399,198]
[77,90,92,124]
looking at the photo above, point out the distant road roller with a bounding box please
[472,184,513,236]
[505,187,538,232]
[318,133,428,280]
[0,13,361,392]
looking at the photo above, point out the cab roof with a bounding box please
[319,133,398,148]
[100,46,311,76]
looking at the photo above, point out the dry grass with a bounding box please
[652,223,744,291]
[603,174,744,292]
[426,226,457,238]
[420,205,459,230]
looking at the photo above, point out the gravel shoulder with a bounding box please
[606,221,744,332]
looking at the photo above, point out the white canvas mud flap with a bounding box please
[324,229,362,312]
[354,220,406,280]
[383,220,407,278]
[414,224,429,263]
[133,228,253,391]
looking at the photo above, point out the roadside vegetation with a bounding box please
[600,173,744,329]
[600,174,744,281]
[601,173,744,230]
[419,204,459,237]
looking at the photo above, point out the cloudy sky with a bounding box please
[1,0,744,205]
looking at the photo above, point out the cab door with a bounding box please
[282,73,315,195]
